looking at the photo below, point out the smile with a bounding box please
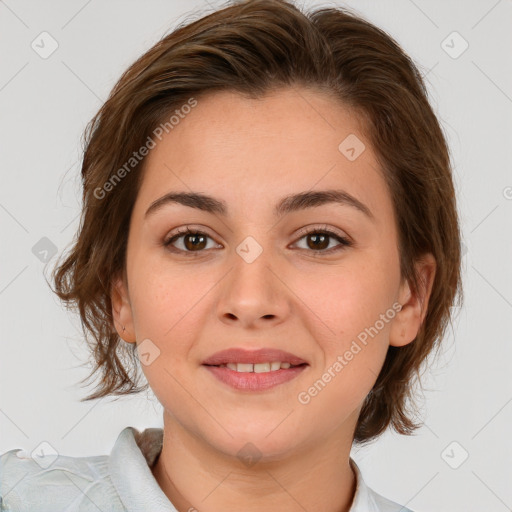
[202,363,308,391]
[210,362,305,372]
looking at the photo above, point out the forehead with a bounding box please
[133,87,393,227]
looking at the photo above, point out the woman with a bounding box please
[0,0,462,510]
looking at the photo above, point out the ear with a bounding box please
[389,253,436,348]
[111,272,136,344]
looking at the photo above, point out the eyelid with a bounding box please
[165,223,349,241]
[293,223,350,241]
[164,225,222,249]
[291,224,353,254]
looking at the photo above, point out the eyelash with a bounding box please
[163,225,353,256]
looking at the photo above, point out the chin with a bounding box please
[210,428,304,464]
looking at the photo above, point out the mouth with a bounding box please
[202,363,308,391]
[201,347,308,367]
[201,347,309,390]
[203,362,308,373]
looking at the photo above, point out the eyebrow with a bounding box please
[144,189,374,221]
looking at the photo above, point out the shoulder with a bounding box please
[350,458,415,512]
[0,447,125,511]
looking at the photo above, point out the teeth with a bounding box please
[220,361,297,373]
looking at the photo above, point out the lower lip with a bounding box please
[203,364,308,391]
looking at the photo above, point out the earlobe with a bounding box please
[389,253,436,348]
[111,274,136,344]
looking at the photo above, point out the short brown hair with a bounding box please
[50,0,463,445]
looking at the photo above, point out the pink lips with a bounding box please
[202,347,308,366]
[201,347,309,391]
[203,364,308,391]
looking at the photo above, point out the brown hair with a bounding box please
[49,0,463,445]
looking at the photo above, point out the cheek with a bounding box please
[293,259,396,404]
[127,265,217,387]
[127,269,204,409]
[294,268,394,421]
[303,260,397,344]
[129,264,204,340]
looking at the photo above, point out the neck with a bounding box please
[151,413,358,512]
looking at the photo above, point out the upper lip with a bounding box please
[202,348,308,366]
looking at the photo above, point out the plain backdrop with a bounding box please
[1,1,511,511]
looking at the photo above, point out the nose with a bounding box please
[216,244,291,328]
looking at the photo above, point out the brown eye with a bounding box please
[163,226,352,257]
[294,228,352,254]
[183,232,207,251]
[305,233,330,251]
[164,228,216,253]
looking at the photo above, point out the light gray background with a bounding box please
[1,1,511,511]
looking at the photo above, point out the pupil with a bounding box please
[186,234,206,250]
[309,234,328,250]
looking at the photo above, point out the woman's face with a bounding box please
[112,87,434,459]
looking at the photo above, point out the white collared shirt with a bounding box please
[0,426,413,511]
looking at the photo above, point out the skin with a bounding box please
[111,86,436,512]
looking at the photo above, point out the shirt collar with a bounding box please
[109,426,177,511]
[109,426,376,512]
[349,457,382,511]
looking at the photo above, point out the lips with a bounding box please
[202,347,308,366]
